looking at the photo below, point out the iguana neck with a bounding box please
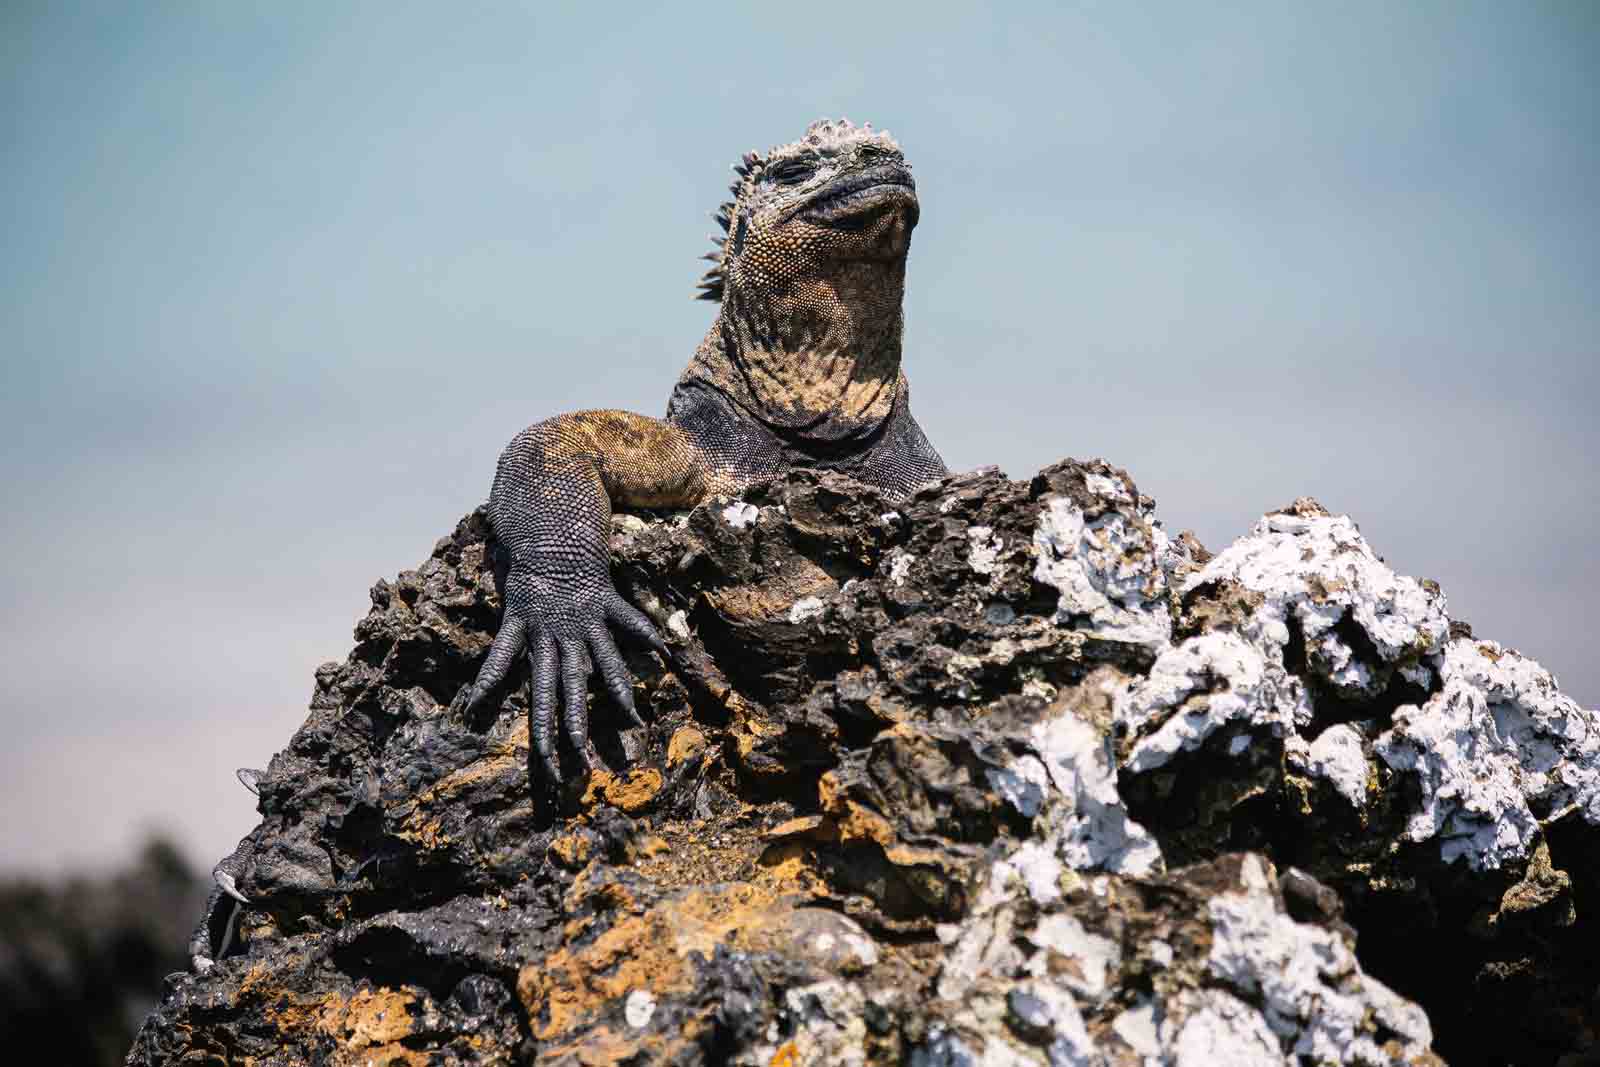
[687,258,907,443]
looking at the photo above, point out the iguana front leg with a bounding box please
[462,410,721,783]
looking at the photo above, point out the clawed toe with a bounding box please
[213,867,249,904]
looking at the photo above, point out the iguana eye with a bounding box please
[768,160,815,185]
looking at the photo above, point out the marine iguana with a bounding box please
[460,117,947,783]
[187,119,944,970]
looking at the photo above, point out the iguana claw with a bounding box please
[213,867,249,904]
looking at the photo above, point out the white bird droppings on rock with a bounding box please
[720,501,759,529]
[1291,723,1370,810]
[1029,701,1163,876]
[1169,990,1284,1067]
[1083,472,1133,504]
[1375,637,1600,870]
[1206,856,1433,1063]
[780,981,869,1067]
[1032,495,1172,651]
[624,989,656,1029]
[967,525,1004,576]
[787,596,826,624]
[1181,509,1449,700]
[1110,997,1163,1058]
[1116,632,1310,774]
[1025,913,1118,1001]
[888,550,916,586]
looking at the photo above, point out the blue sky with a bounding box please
[3,1,1595,873]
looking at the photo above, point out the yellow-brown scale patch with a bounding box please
[535,410,712,510]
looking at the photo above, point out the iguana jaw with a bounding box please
[791,165,918,231]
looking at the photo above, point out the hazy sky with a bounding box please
[3,2,1595,875]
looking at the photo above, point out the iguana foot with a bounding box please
[463,573,663,784]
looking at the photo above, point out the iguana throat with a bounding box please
[711,253,908,439]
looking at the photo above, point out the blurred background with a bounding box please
[1,3,1595,1050]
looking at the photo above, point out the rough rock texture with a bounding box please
[127,462,1600,1066]
[1,839,205,1067]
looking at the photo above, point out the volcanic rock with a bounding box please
[126,462,1600,1066]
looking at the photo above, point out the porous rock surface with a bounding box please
[127,462,1600,1066]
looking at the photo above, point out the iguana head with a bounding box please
[696,118,917,303]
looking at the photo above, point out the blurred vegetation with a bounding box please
[0,838,206,1066]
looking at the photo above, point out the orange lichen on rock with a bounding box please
[517,914,693,1040]
[582,767,664,813]
[816,778,896,848]
[703,560,837,622]
[764,815,839,843]
[248,984,431,1067]
[549,831,594,869]
[666,725,708,766]
[630,834,672,860]
[756,841,829,894]
[326,987,417,1047]
[517,881,792,1042]
[539,1021,706,1067]
[417,720,528,807]
[392,719,529,852]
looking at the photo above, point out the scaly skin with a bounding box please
[462,118,947,784]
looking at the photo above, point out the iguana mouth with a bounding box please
[796,168,918,230]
